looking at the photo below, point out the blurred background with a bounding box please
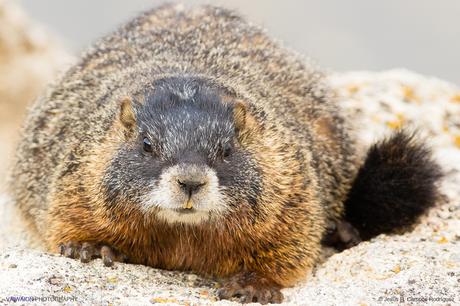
[1,0,459,182]
[18,0,460,85]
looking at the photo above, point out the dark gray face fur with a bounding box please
[104,77,262,224]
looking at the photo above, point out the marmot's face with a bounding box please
[103,77,262,225]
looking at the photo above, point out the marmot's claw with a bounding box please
[218,272,283,304]
[80,242,94,263]
[59,241,81,258]
[58,241,126,266]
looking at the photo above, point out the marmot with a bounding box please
[9,4,441,304]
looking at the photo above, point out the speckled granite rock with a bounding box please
[1,70,459,305]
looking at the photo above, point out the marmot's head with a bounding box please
[103,77,264,225]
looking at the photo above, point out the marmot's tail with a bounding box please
[344,130,442,240]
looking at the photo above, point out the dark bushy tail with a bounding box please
[344,130,443,240]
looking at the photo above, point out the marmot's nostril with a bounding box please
[177,180,206,195]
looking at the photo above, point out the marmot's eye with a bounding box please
[223,143,233,158]
[143,137,153,153]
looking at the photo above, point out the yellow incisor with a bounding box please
[183,198,193,209]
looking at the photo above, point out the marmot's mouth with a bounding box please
[173,208,197,215]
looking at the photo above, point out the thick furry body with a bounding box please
[10,4,440,304]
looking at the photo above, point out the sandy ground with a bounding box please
[0,69,459,305]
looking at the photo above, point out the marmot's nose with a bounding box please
[177,180,206,195]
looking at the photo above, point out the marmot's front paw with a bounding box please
[58,241,127,266]
[218,272,283,304]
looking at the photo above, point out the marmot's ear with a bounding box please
[233,101,248,131]
[233,100,257,133]
[119,96,137,132]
